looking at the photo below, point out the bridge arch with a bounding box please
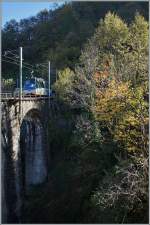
[2,99,50,223]
[19,108,48,192]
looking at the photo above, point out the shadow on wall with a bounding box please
[2,104,19,223]
[2,106,48,223]
[19,109,48,192]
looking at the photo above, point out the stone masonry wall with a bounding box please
[1,99,50,223]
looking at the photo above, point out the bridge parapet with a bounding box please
[1,92,54,101]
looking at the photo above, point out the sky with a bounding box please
[2,2,64,26]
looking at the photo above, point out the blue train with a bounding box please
[14,77,52,97]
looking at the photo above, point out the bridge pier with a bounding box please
[2,98,50,223]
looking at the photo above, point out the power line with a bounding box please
[3,55,34,70]
[2,58,19,66]
[39,62,48,65]
[36,63,48,69]
[4,59,33,71]
[6,48,19,53]
[2,57,47,74]
[3,48,50,75]
[4,55,21,64]
[5,51,19,58]
[22,64,34,71]
[23,61,34,68]
[2,58,34,71]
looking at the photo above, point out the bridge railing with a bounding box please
[1,92,53,100]
[1,92,14,99]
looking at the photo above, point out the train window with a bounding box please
[23,79,36,89]
[30,78,35,84]
[24,80,30,85]
[37,80,41,88]
[36,80,40,88]
[41,81,45,88]
[36,79,45,88]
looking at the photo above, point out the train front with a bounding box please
[23,78,37,95]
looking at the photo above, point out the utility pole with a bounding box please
[48,61,51,107]
[19,47,23,117]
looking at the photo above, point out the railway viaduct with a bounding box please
[1,96,55,223]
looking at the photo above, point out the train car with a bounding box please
[14,77,52,97]
[23,77,47,96]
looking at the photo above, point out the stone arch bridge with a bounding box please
[2,96,56,223]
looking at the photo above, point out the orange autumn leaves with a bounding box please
[92,62,148,154]
[93,65,130,124]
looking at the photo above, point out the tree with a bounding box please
[2,2,148,79]
[64,12,149,223]
[53,68,74,103]
[127,13,148,85]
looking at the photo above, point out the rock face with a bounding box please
[1,100,49,223]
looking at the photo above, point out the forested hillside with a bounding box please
[43,11,148,224]
[2,1,148,79]
[2,1,149,224]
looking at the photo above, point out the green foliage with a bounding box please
[2,2,148,79]
[31,11,148,224]
[91,161,148,223]
[127,13,149,85]
[53,68,74,103]
[10,6,148,224]
[94,12,129,55]
[114,85,148,154]
[94,79,148,155]
[70,115,102,149]
[54,12,148,223]
[2,78,16,92]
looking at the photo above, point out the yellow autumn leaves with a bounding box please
[93,75,148,154]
